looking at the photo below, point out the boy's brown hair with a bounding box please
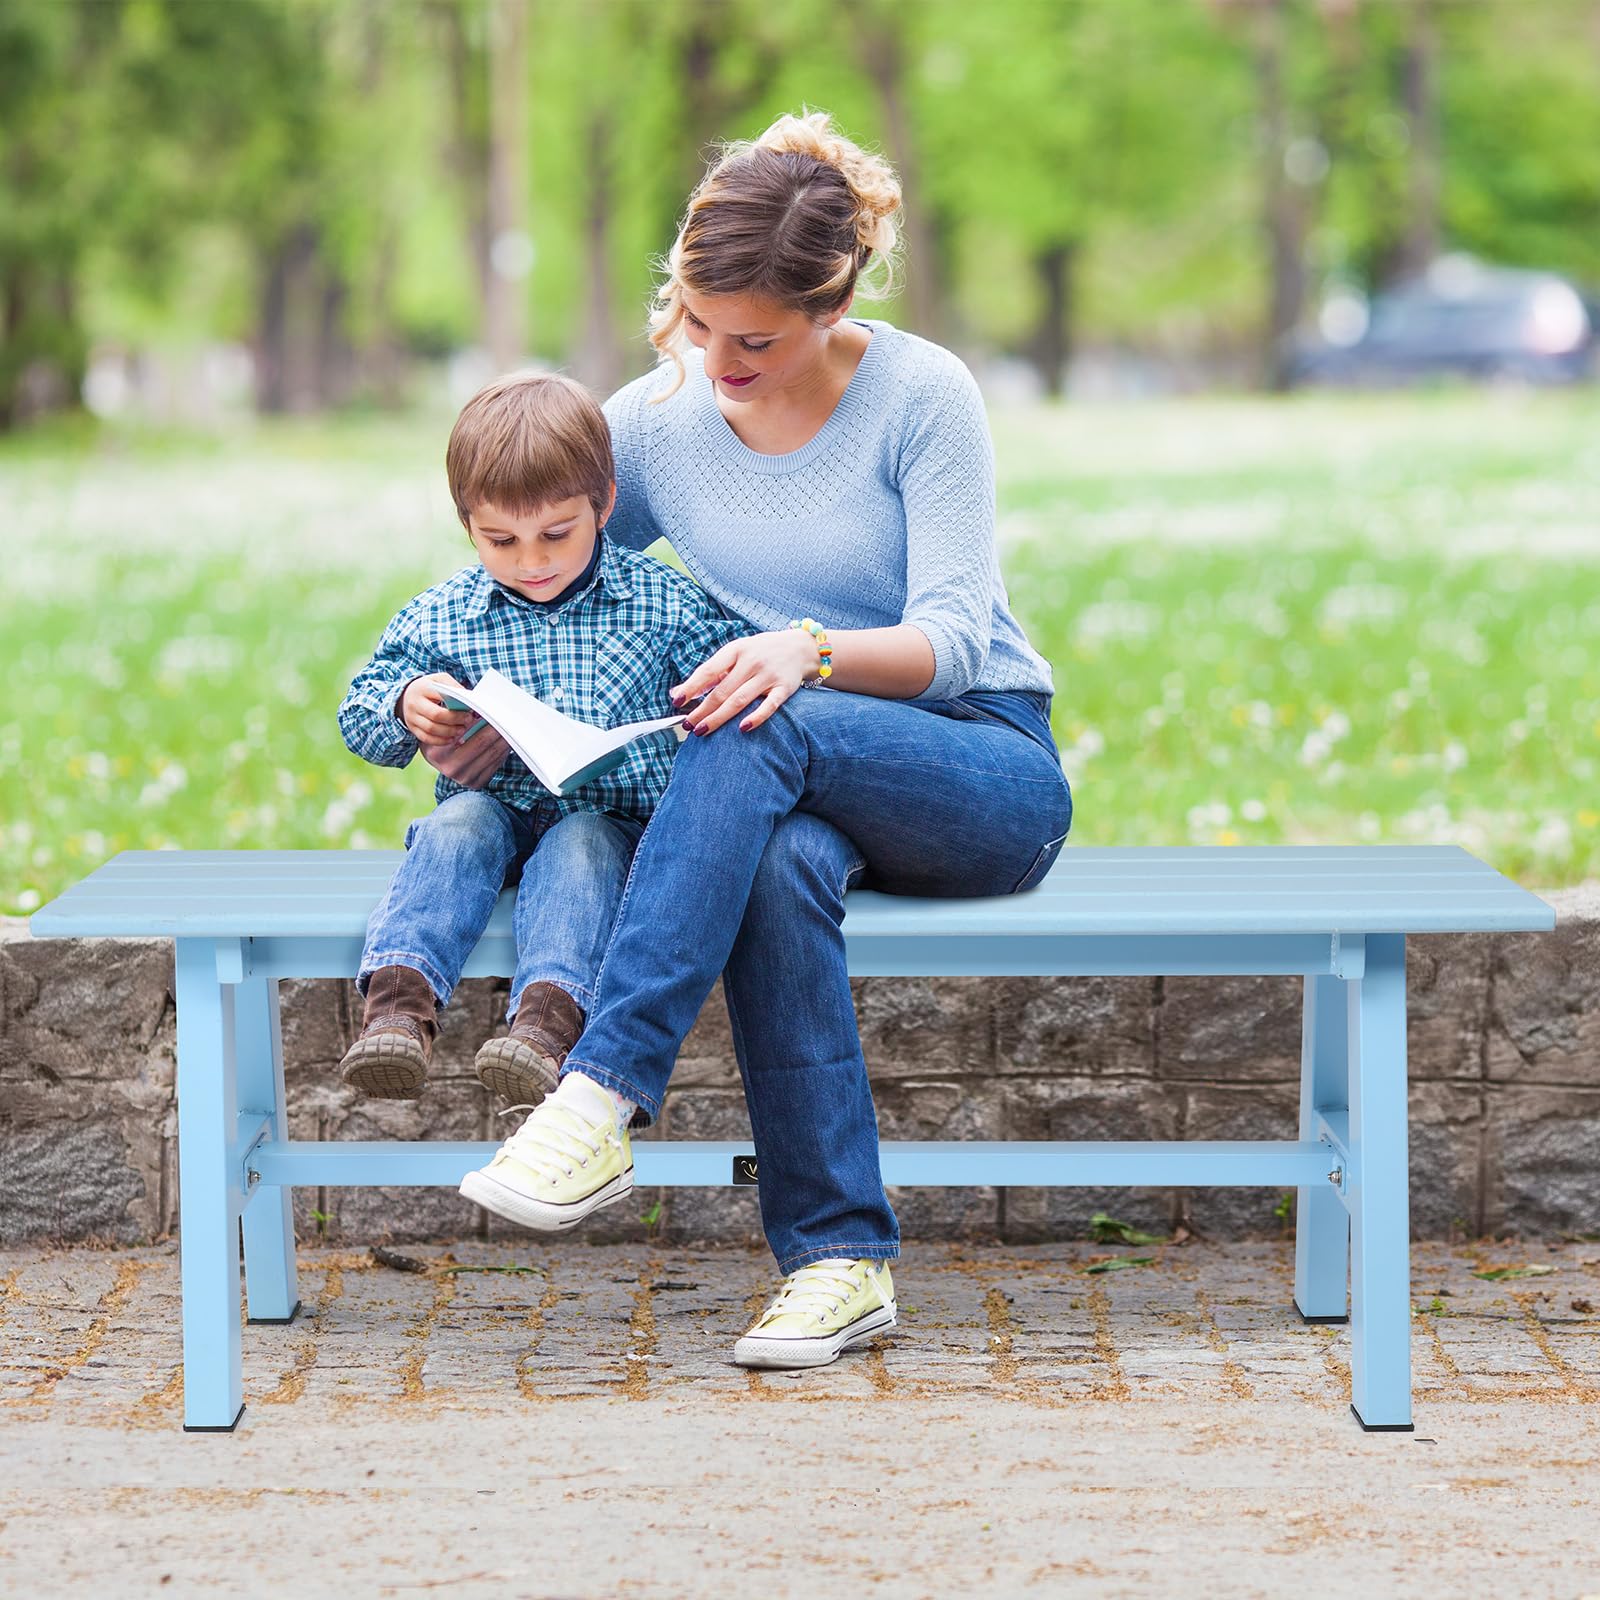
[445,372,614,527]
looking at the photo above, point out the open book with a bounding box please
[441,668,686,796]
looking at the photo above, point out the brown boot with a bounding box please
[473,982,583,1106]
[340,965,439,1099]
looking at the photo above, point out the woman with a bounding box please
[439,110,1071,1370]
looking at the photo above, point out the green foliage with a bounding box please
[1089,1212,1167,1247]
[6,0,1600,425]
[5,391,1594,915]
[1000,391,1600,888]
[1085,1255,1156,1274]
[1442,3,1600,284]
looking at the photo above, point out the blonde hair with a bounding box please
[647,109,902,399]
[445,372,614,527]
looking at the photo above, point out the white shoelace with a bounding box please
[496,1102,618,1186]
[757,1261,868,1328]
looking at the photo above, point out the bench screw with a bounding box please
[1328,1166,1343,1187]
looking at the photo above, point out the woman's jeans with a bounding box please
[359,790,644,1022]
[564,687,1073,1273]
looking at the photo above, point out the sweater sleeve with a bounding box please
[896,355,996,700]
[602,373,665,554]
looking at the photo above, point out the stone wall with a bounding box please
[2,885,1595,1248]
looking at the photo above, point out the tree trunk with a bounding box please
[317,270,355,410]
[574,111,622,395]
[432,0,491,337]
[254,223,320,414]
[354,0,406,406]
[51,273,87,415]
[0,270,26,431]
[679,3,725,196]
[254,237,292,415]
[1258,0,1306,390]
[856,5,942,337]
[668,2,782,251]
[1029,241,1077,399]
[1397,0,1440,278]
[485,0,530,372]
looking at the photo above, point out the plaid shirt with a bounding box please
[338,537,751,825]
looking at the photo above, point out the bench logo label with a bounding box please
[732,1155,758,1185]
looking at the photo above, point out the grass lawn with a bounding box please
[4,388,1597,914]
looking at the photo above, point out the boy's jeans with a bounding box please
[564,687,1073,1273]
[359,791,643,1023]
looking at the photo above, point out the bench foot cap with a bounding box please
[184,1403,246,1434]
[248,1301,303,1326]
[1294,1300,1348,1325]
[1350,1404,1413,1434]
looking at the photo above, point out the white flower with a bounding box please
[1532,815,1572,859]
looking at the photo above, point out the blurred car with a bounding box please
[1288,255,1600,387]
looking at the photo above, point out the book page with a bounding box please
[446,669,683,795]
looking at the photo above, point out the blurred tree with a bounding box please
[0,0,94,427]
[849,0,944,339]
[525,0,677,390]
[1256,0,1308,388]
[1209,0,1332,387]
[1396,0,1441,277]
[8,0,1600,426]
[665,0,785,208]
[486,0,531,371]
[1443,0,1600,284]
[925,0,1238,393]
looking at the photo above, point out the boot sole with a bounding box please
[732,1303,898,1370]
[458,1165,634,1232]
[340,1036,427,1100]
[473,1037,561,1107]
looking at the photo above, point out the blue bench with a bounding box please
[30,844,1553,1432]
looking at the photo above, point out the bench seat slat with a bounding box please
[70,844,1483,862]
[44,872,1531,909]
[30,846,1555,940]
[30,898,1550,938]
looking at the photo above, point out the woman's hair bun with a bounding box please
[645,108,903,400]
[754,109,901,262]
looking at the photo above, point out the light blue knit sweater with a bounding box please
[601,319,1054,701]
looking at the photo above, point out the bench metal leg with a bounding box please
[174,939,246,1431]
[1346,932,1413,1431]
[1294,973,1350,1322]
[237,975,301,1325]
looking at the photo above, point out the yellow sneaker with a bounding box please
[733,1258,897,1369]
[458,1074,632,1232]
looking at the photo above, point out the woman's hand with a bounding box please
[671,629,821,735]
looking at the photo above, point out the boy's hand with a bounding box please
[400,673,477,745]
[670,629,821,736]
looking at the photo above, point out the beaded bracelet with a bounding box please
[790,616,833,681]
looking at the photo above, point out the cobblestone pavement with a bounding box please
[2,1238,1599,1599]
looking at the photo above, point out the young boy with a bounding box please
[336,372,748,1121]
